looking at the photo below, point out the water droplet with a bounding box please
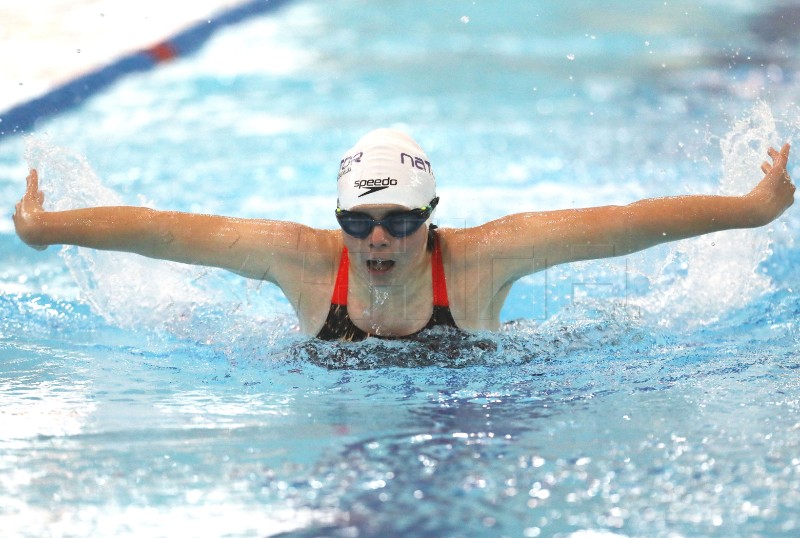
[77,49,81,54]
[460,15,470,24]
[566,53,576,61]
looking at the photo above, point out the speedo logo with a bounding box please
[354,177,398,197]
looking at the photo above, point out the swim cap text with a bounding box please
[354,176,397,198]
[338,151,363,179]
[354,177,398,189]
[400,152,433,175]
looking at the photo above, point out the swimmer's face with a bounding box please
[341,204,429,283]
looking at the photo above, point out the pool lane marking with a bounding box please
[0,0,293,139]
[146,42,179,63]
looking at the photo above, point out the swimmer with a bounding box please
[13,129,795,341]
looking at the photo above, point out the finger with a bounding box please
[771,143,790,164]
[769,147,788,170]
[761,161,772,174]
[26,169,39,194]
[36,191,44,205]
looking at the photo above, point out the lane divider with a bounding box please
[146,42,179,63]
[0,0,292,140]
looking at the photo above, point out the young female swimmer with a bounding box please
[13,129,794,341]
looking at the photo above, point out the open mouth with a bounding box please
[366,259,396,273]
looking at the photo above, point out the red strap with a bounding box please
[431,235,450,307]
[330,240,450,307]
[331,247,350,305]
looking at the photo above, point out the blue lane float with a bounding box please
[0,0,292,140]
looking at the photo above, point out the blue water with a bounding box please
[2,0,800,536]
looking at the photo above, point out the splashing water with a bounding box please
[631,102,787,328]
[6,4,800,536]
[21,101,796,360]
[23,137,296,351]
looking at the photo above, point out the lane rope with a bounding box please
[0,0,293,139]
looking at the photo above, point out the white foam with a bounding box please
[0,503,340,538]
[631,102,789,327]
[24,137,295,343]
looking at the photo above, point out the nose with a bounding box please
[368,223,390,247]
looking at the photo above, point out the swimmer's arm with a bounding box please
[489,143,794,278]
[13,169,326,282]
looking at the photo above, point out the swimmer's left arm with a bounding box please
[485,143,794,280]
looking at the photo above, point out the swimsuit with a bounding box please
[316,233,458,341]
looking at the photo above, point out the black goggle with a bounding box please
[335,197,439,239]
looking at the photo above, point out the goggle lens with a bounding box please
[336,198,438,239]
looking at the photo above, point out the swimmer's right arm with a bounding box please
[13,169,336,283]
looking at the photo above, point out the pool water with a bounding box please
[2,0,800,536]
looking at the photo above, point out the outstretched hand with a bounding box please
[748,143,794,225]
[13,169,48,250]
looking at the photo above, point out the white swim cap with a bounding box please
[337,128,436,210]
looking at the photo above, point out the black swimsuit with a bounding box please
[316,233,458,341]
